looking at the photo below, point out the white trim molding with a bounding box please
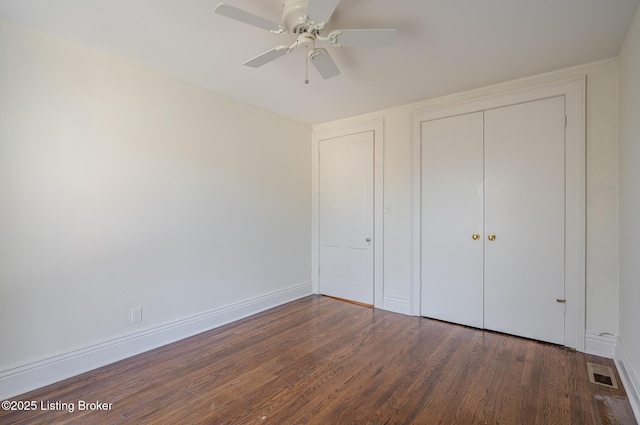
[312,118,385,308]
[0,282,312,400]
[411,76,586,351]
[580,329,640,422]
[585,330,618,358]
[616,339,640,421]
[383,295,411,315]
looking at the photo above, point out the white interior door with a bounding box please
[421,112,484,328]
[483,96,566,345]
[319,132,374,305]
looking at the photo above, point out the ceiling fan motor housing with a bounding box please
[283,0,310,33]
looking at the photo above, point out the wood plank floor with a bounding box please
[1,295,637,424]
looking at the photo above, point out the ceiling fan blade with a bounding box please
[243,46,291,68]
[309,48,340,79]
[215,3,285,33]
[329,29,397,47]
[305,0,341,23]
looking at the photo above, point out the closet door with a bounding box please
[483,96,566,345]
[421,112,484,328]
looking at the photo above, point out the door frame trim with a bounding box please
[312,118,384,308]
[411,76,586,351]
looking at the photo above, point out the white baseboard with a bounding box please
[383,296,411,315]
[0,281,312,400]
[584,330,618,358]
[615,339,640,422]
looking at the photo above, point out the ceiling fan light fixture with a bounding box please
[296,32,316,49]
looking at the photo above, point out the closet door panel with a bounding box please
[421,112,484,328]
[483,96,566,345]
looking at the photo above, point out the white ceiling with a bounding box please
[1,0,638,124]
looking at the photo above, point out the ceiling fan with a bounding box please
[215,0,397,80]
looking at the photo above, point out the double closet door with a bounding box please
[420,96,567,345]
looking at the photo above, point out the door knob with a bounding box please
[365,237,371,242]
[472,233,480,240]
[488,234,496,241]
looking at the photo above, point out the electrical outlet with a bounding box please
[131,307,142,324]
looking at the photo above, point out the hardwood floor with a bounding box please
[1,295,637,424]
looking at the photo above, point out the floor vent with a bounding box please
[587,362,619,389]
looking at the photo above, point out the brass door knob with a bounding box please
[472,233,480,240]
[488,234,496,241]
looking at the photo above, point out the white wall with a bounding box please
[0,18,311,372]
[314,59,620,337]
[618,2,640,414]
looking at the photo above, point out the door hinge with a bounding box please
[564,115,567,128]
[556,298,566,303]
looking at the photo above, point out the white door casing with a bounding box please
[420,97,566,345]
[312,119,384,310]
[318,132,374,304]
[411,76,585,350]
[421,112,484,328]
[483,96,566,345]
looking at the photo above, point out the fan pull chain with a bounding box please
[305,46,309,84]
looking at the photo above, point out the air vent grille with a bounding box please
[587,362,619,389]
